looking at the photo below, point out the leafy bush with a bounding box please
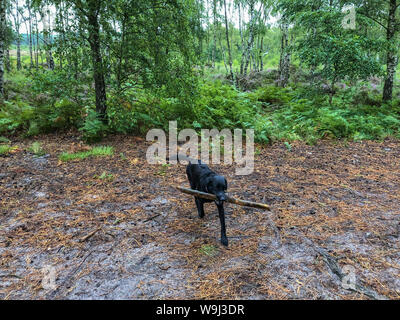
[193,80,260,130]
[2,69,399,145]
[79,109,108,143]
[253,86,293,105]
[0,100,34,134]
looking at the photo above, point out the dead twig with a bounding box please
[47,250,94,299]
[292,229,388,300]
[176,186,271,211]
[0,274,22,279]
[144,214,161,223]
[79,227,102,243]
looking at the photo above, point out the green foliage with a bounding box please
[0,145,12,156]
[94,171,114,181]
[253,86,293,105]
[0,136,10,143]
[192,80,260,130]
[120,153,128,161]
[0,100,34,134]
[79,109,108,143]
[59,146,114,162]
[0,79,82,137]
[28,142,46,157]
[264,91,400,142]
[198,244,218,257]
[284,142,292,152]
[280,0,383,101]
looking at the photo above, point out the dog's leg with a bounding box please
[217,204,228,246]
[195,197,205,218]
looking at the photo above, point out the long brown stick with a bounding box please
[176,186,271,211]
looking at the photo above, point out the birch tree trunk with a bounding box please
[34,11,39,69]
[212,0,217,69]
[223,0,234,81]
[278,21,291,88]
[383,0,399,101]
[26,1,34,68]
[0,0,5,98]
[218,25,228,74]
[241,0,256,76]
[11,0,22,70]
[43,6,54,70]
[21,7,33,69]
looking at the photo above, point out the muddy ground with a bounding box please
[1,134,399,300]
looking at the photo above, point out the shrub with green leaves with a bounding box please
[79,109,108,143]
[193,80,261,130]
[0,100,34,134]
[253,86,293,105]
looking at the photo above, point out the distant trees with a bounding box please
[279,0,384,102]
[57,0,108,122]
[0,0,6,98]
[2,0,400,108]
[356,0,400,101]
[1,0,198,120]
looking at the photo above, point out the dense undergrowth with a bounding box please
[1,70,400,144]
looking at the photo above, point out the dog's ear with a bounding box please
[224,178,228,191]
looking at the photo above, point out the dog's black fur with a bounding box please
[186,160,229,246]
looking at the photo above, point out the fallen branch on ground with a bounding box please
[79,227,102,243]
[176,186,271,211]
[293,229,388,300]
[144,214,161,222]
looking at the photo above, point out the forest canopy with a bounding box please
[1,0,400,143]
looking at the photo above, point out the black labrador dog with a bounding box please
[186,160,229,246]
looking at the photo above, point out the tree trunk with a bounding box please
[5,48,11,72]
[0,0,5,98]
[383,0,398,101]
[27,3,34,68]
[16,2,21,70]
[212,0,217,68]
[17,38,21,70]
[223,0,234,81]
[116,15,126,90]
[238,3,244,51]
[0,0,6,98]
[87,3,107,123]
[260,36,264,71]
[34,12,39,69]
[218,27,228,74]
[278,21,291,88]
[44,6,54,70]
[11,0,22,70]
[241,0,256,76]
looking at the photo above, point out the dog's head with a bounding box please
[207,175,228,205]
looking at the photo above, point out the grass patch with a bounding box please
[0,136,10,144]
[59,146,114,162]
[0,145,12,156]
[94,171,114,181]
[198,244,218,257]
[28,142,46,157]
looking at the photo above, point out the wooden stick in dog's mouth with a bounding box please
[176,186,271,211]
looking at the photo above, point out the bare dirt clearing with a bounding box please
[1,134,399,299]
